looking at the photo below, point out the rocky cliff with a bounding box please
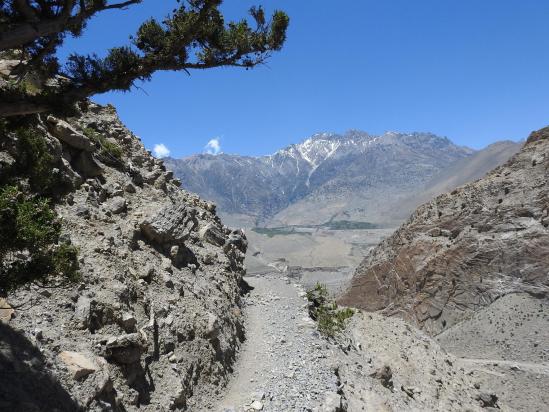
[0,103,248,411]
[338,126,549,335]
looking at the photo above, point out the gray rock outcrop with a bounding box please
[0,102,248,411]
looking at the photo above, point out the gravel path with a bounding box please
[216,274,340,412]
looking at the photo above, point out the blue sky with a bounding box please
[60,0,549,158]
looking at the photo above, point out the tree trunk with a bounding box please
[0,101,50,117]
[0,83,95,117]
[0,18,74,51]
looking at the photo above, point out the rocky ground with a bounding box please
[436,293,549,411]
[214,273,535,412]
[216,274,340,412]
[337,312,498,412]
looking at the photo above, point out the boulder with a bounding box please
[58,351,99,380]
[105,333,147,364]
[199,223,226,247]
[171,244,197,268]
[0,152,15,175]
[0,299,14,324]
[120,313,137,333]
[124,182,136,193]
[74,296,91,329]
[140,201,198,246]
[204,312,220,339]
[204,201,216,213]
[143,169,162,184]
[224,229,248,253]
[47,116,95,151]
[477,393,499,408]
[0,59,19,76]
[73,151,103,177]
[108,197,127,214]
[250,400,263,410]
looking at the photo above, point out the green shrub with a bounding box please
[51,244,80,282]
[82,127,123,163]
[0,185,79,294]
[15,127,60,194]
[4,78,41,97]
[306,282,354,337]
[316,303,354,337]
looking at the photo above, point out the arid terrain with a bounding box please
[1,2,547,411]
[0,94,545,412]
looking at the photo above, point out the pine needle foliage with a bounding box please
[0,1,289,117]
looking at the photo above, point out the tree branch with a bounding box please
[0,0,142,51]
[14,0,39,23]
[13,34,61,78]
[0,1,289,118]
[103,0,143,11]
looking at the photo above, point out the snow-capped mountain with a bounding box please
[163,131,520,226]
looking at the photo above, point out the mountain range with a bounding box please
[165,131,522,228]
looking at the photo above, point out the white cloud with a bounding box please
[153,143,170,158]
[204,138,221,155]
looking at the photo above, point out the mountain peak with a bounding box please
[164,129,483,220]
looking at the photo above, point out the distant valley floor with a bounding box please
[235,218,396,294]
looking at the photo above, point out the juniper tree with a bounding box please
[0,0,289,117]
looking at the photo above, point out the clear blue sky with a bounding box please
[60,0,549,158]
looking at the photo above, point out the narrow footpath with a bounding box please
[216,274,340,412]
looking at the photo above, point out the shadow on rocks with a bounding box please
[0,322,81,412]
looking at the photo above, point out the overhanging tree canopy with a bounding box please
[0,0,289,117]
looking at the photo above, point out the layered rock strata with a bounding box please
[339,126,549,335]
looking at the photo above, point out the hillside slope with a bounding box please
[338,127,548,411]
[391,140,523,221]
[338,126,549,335]
[0,103,248,411]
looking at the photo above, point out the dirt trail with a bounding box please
[459,358,549,375]
[216,274,339,412]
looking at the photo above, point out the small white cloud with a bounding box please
[204,138,221,155]
[153,143,170,158]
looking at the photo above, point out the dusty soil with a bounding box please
[216,275,339,412]
[216,276,549,412]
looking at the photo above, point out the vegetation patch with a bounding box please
[306,283,354,337]
[252,221,379,237]
[320,220,378,230]
[251,226,311,237]
[14,126,61,194]
[83,127,123,163]
[0,185,79,295]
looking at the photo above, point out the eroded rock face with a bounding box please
[339,126,549,335]
[0,102,248,411]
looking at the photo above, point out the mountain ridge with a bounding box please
[165,130,483,225]
[176,130,474,162]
